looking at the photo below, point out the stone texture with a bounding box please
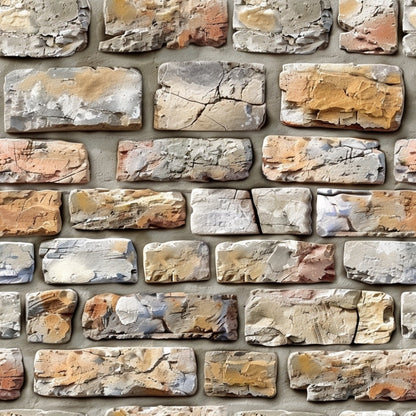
[338,0,398,54]
[280,63,404,131]
[0,349,24,401]
[317,189,416,237]
[69,189,186,230]
[0,190,61,236]
[40,238,138,284]
[0,412,84,416]
[204,351,277,397]
[190,189,259,235]
[340,412,397,416]
[252,188,312,235]
[216,240,335,283]
[236,412,325,416]
[0,0,90,57]
[0,293,20,339]
[403,0,416,56]
[34,347,197,397]
[0,139,89,184]
[26,289,78,344]
[100,0,228,52]
[401,292,416,338]
[117,138,253,182]
[288,349,416,401]
[154,61,266,131]
[106,407,226,416]
[262,135,385,184]
[5,67,142,132]
[143,241,209,283]
[233,0,332,54]
[82,292,237,341]
[394,139,416,183]
[0,243,34,284]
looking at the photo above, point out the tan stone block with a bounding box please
[105,407,226,416]
[0,348,24,400]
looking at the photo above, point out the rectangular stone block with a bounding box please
[5,67,142,132]
[401,292,416,338]
[117,138,252,182]
[34,347,197,397]
[0,139,90,184]
[0,349,24,400]
[280,63,404,131]
[340,412,397,416]
[216,240,335,283]
[154,61,266,131]
[394,139,416,182]
[403,0,416,56]
[0,243,34,284]
[100,0,228,52]
[204,351,277,397]
[82,293,237,341]
[0,412,84,416]
[317,189,416,237]
[106,407,226,416]
[236,412,325,416]
[40,238,138,284]
[69,189,186,230]
[262,135,385,184]
[0,190,61,236]
[0,293,20,339]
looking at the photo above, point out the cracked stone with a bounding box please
[0,242,34,284]
[280,63,404,131]
[262,135,385,184]
[100,0,228,52]
[0,348,24,401]
[0,412,84,416]
[233,0,332,54]
[82,292,238,341]
[236,412,325,416]
[204,351,277,397]
[401,292,416,338]
[40,238,138,284]
[34,347,197,397]
[117,138,253,182]
[69,189,186,231]
[0,293,20,339]
[106,407,226,416]
[154,61,266,131]
[216,240,335,283]
[5,67,142,132]
[403,0,416,56]
[394,139,416,183]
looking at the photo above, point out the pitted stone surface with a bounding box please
[100,0,228,52]
[401,292,416,338]
[34,347,197,397]
[0,412,84,416]
[0,243,34,284]
[233,0,332,54]
[117,138,253,182]
[0,349,24,401]
[404,0,416,56]
[0,293,20,339]
[236,412,325,416]
[262,135,385,184]
[40,238,138,284]
[154,61,266,131]
[106,407,226,416]
[5,67,142,132]
[280,63,404,131]
[394,139,416,183]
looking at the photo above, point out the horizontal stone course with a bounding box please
[0,243,34,284]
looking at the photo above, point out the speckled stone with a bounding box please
[0,243,34,284]
[394,139,416,183]
[0,293,20,339]
[105,407,226,416]
[0,348,24,400]
[403,0,416,56]
[0,412,84,416]
[401,292,416,338]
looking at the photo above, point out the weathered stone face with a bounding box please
[403,0,416,56]
[0,348,24,400]
[0,412,84,416]
[280,63,404,131]
[154,61,266,131]
[401,292,416,338]
[0,242,34,284]
[236,412,325,416]
[394,139,416,182]
[5,67,142,132]
[0,293,20,339]
[105,407,226,416]
[340,412,397,416]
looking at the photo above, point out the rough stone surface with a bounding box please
[143,241,210,283]
[69,189,186,231]
[204,351,277,398]
[340,412,397,416]
[280,63,404,131]
[34,347,197,397]
[0,349,24,401]
[236,412,325,416]
[154,61,266,131]
[0,293,20,339]
[216,240,335,283]
[0,0,90,57]
[117,138,253,182]
[394,139,416,183]
[252,188,312,235]
[5,67,142,132]
[401,292,416,338]
[100,0,228,52]
[403,0,416,56]
[288,349,416,401]
[262,135,385,184]
[26,289,78,344]
[40,238,138,284]
[0,191,61,237]
[0,243,34,284]
[190,189,259,235]
[317,189,416,237]
[0,412,84,416]
[233,0,332,54]
[106,407,226,416]
[338,0,398,54]
[0,139,89,184]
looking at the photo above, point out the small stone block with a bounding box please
[0,348,24,400]
[105,407,226,416]
[394,139,416,183]
[403,0,416,56]
[0,293,20,339]
[401,292,416,338]
[0,243,34,284]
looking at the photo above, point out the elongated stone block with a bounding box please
[0,243,34,284]
[100,0,228,52]
[143,241,209,283]
[69,189,186,230]
[5,67,142,132]
[82,292,237,341]
[0,191,61,236]
[236,412,325,416]
[0,412,84,416]
[0,349,24,400]
[317,189,416,237]
[204,351,277,397]
[117,138,252,182]
[106,407,226,416]
[403,0,416,56]
[401,292,416,338]
[262,135,385,184]
[340,412,397,416]
[34,347,197,397]
[40,238,138,284]
[280,63,404,131]
[394,139,416,183]
[154,62,266,131]
[0,293,20,339]
[216,240,335,283]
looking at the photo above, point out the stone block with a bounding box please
[0,293,20,339]
[401,292,416,338]
[0,349,24,400]
[0,412,84,416]
[236,412,325,416]
[0,243,34,284]
[340,412,397,416]
[403,0,416,56]
[394,139,416,183]
[106,408,226,416]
